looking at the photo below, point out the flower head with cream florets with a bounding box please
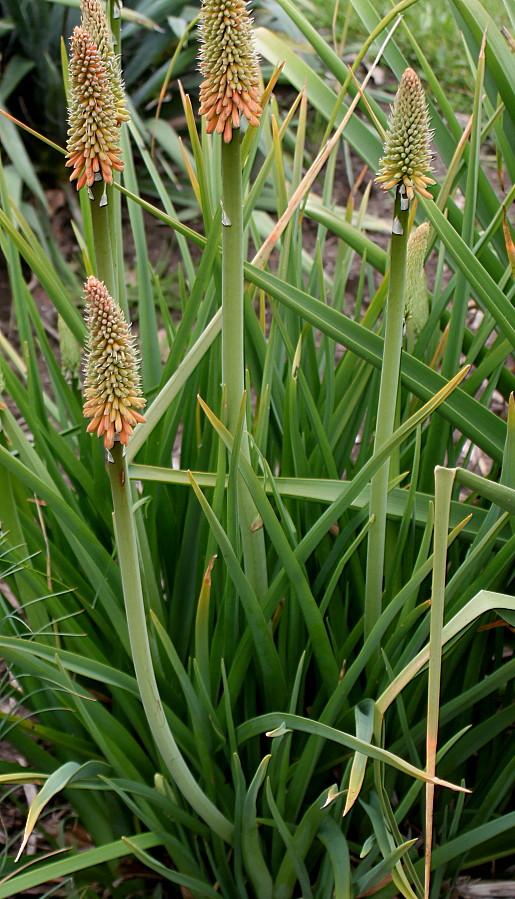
[375,68,435,201]
[82,276,146,450]
[65,26,124,193]
[198,0,262,142]
[80,0,129,126]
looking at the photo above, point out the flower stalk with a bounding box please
[106,0,126,302]
[81,276,232,842]
[198,0,267,595]
[425,466,456,899]
[221,131,268,597]
[107,441,233,844]
[365,69,434,647]
[221,133,244,435]
[90,180,117,294]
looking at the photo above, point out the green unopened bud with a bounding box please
[81,0,129,125]
[65,26,124,191]
[405,222,430,339]
[58,314,83,383]
[198,0,262,143]
[375,68,435,201]
[82,276,146,449]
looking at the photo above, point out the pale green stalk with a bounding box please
[221,133,245,433]
[107,0,127,310]
[425,466,456,899]
[221,133,268,597]
[83,3,228,837]
[107,442,233,844]
[90,181,116,296]
[365,187,410,643]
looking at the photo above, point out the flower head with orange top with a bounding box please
[198,0,262,142]
[66,0,127,194]
[82,276,146,450]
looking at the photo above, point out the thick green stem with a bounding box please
[221,133,268,597]
[222,134,245,433]
[108,0,128,314]
[364,188,410,645]
[90,181,116,296]
[107,442,233,844]
[425,465,455,899]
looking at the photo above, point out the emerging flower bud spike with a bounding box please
[81,0,130,124]
[198,0,263,143]
[83,276,146,450]
[405,222,430,335]
[375,68,435,201]
[58,314,83,384]
[65,26,124,191]
[0,366,5,410]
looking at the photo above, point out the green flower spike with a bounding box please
[405,222,431,334]
[81,0,129,125]
[0,366,5,410]
[65,26,124,192]
[58,314,83,383]
[375,67,435,201]
[83,276,146,450]
[198,0,262,143]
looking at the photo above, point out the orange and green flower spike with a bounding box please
[198,0,262,143]
[65,26,124,194]
[375,68,435,201]
[82,276,146,450]
[80,0,129,125]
